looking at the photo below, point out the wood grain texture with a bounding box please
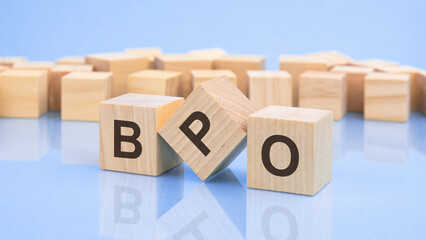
[155,55,212,98]
[350,59,399,70]
[279,55,328,106]
[364,72,410,122]
[61,72,112,121]
[56,56,86,65]
[190,69,237,88]
[307,50,353,68]
[125,48,162,69]
[0,66,10,73]
[0,57,26,67]
[419,71,426,116]
[86,52,149,97]
[50,64,93,111]
[100,93,184,176]
[331,65,374,112]
[247,106,333,195]
[159,76,257,180]
[127,69,182,96]
[213,55,265,97]
[188,48,227,60]
[0,69,48,118]
[299,71,347,120]
[247,70,292,109]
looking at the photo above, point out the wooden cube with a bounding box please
[307,50,353,68]
[419,71,426,116]
[190,69,237,88]
[0,69,48,118]
[299,71,347,120]
[247,106,333,195]
[364,72,410,122]
[0,65,10,73]
[99,93,184,176]
[213,55,265,97]
[0,57,26,67]
[61,72,112,121]
[247,70,293,109]
[351,59,399,70]
[188,48,227,60]
[56,56,86,65]
[127,69,182,96]
[125,48,162,68]
[156,55,212,98]
[331,65,374,112]
[50,64,93,111]
[159,76,257,181]
[86,52,149,97]
[279,55,328,106]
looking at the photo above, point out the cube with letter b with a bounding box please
[247,106,333,195]
[159,76,257,181]
[99,93,184,176]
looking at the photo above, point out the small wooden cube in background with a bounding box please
[0,65,10,73]
[100,93,184,176]
[299,71,347,120]
[49,64,93,111]
[0,57,26,67]
[0,69,47,118]
[159,76,257,181]
[86,52,149,97]
[279,55,328,106]
[247,70,292,109]
[364,72,410,122]
[156,55,212,98]
[307,50,353,68]
[127,69,182,96]
[61,72,112,121]
[190,69,237,88]
[247,106,333,195]
[351,59,399,70]
[188,48,227,60]
[125,48,162,69]
[331,65,374,112]
[213,55,265,97]
[56,56,86,65]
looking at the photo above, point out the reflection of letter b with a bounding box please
[114,186,142,224]
[262,205,298,240]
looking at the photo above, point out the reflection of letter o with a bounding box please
[261,206,298,240]
[261,135,299,177]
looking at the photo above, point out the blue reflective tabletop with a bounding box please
[0,112,425,239]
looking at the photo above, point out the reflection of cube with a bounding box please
[61,121,99,165]
[125,48,162,69]
[190,69,236,88]
[100,93,184,176]
[127,70,181,96]
[0,69,48,118]
[159,76,257,180]
[364,72,410,122]
[248,106,333,195]
[56,56,86,65]
[299,71,347,120]
[61,72,112,121]
[86,52,149,96]
[247,70,292,109]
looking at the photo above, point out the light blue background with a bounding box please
[1,0,425,70]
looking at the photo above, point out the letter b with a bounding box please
[114,120,142,159]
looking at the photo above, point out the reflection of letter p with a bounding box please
[172,211,208,240]
[114,186,142,224]
[179,111,211,156]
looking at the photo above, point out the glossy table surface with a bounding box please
[0,112,425,239]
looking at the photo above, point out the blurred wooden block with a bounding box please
[0,69,48,118]
[308,50,353,68]
[351,59,399,70]
[0,65,10,73]
[279,55,328,106]
[190,69,236,88]
[188,48,227,60]
[61,72,112,121]
[213,55,265,97]
[299,71,347,120]
[56,56,86,65]
[156,55,212,98]
[159,76,257,180]
[247,70,292,109]
[86,52,149,97]
[0,57,26,67]
[100,93,184,175]
[125,48,162,69]
[49,64,93,111]
[419,71,426,115]
[127,69,182,96]
[364,72,410,122]
[247,106,333,195]
[331,65,374,112]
